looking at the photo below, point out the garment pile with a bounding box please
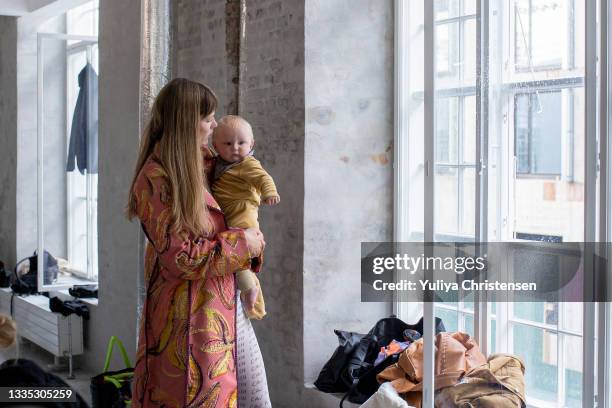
[369,331,526,407]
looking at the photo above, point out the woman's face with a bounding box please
[198,113,217,148]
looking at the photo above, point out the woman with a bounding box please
[127,78,267,407]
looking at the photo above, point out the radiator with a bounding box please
[0,288,83,357]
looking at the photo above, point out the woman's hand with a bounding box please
[244,227,265,257]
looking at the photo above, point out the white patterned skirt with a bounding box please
[236,291,272,407]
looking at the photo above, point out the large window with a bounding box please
[397,0,604,407]
[36,0,99,290]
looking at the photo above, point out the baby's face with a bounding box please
[213,124,254,163]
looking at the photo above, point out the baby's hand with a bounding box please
[241,287,259,311]
[264,196,280,205]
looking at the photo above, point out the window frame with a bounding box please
[395,1,607,407]
[36,32,99,291]
[65,40,99,281]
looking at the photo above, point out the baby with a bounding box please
[211,115,280,320]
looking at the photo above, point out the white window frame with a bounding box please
[395,1,609,407]
[37,32,98,291]
[65,40,98,281]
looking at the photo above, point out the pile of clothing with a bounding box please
[314,316,446,406]
[370,332,526,407]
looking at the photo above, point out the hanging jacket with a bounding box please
[434,353,526,408]
[66,63,98,174]
[377,332,487,407]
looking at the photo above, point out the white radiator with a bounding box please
[0,288,83,357]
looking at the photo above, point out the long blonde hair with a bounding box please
[0,314,16,349]
[127,78,217,235]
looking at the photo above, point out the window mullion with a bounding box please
[423,0,436,406]
[474,0,490,356]
[599,0,612,406]
[583,0,598,406]
[558,305,566,406]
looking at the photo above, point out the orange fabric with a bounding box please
[377,332,487,407]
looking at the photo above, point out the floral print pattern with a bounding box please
[131,153,254,407]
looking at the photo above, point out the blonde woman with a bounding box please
[127,78,268,407]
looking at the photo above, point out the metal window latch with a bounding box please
[479,160,487,174]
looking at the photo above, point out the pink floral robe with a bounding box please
[131,152,255,408]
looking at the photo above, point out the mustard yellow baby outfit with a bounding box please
[212,155,278,320]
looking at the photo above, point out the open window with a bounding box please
[37,0,99,291]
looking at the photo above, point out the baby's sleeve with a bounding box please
[242,158,279,199]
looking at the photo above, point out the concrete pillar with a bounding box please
[85,0,143,371]
[0,17,18,269]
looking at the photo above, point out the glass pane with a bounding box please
[513,324,559,402]
[463,18,477,85]
[464,0,476,15]
[564,335,583,407]
[529,0,565,68]
[513,89,583,242]
[561,302,583,333]
[436,22,460,80]
[463,291,474,311]
[531,92,562,174]
[490,318,497,353]
[403,1,425,241]
[515,91,562,175]
[39,35,99,290]
[437,97,459,164]
[464,313,474,335]
[515,94,530,173]
[67,48,99,280]
[435,166,459,234]
[435,307,459,332]
[460,167,475,235]
[463,95,476,164]
[515,0,565,70]
[513,301,557,325]
[435,0,461,20]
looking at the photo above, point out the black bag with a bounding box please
[343,316,446,405]
[314,330,366,393]
[91,336,133,408]
[0,260,9,288]
[11,250,59,295]
[0,358,89,407]
[314,315,446,406]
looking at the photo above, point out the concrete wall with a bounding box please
[0,17,18,269]
[174,0,307,404]
[173,0,393,406]
[80,0,142,372]
[241,0,306,404]
[303,0,394,391]
[174,0,233,115]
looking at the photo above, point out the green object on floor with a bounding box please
[90,336,133,407]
